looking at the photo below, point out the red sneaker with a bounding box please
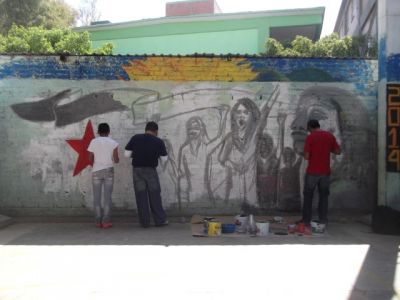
[304,225,312,236]
[102,223,113,229]
[95,223,102,228]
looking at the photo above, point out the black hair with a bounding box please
[145,121,158,132]
[307,119,320,129]
[98,123,110,135]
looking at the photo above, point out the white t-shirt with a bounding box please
[87,136,119,172]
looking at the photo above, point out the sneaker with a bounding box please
[102,222,113,229]
[95,223,102,228]
[304,225,312,236]
[155,220,169,227]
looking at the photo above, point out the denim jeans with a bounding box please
[92,167,114,224]
[132,167,167,227]
[302,174,330,224]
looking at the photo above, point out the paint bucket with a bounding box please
[234,215,249,233]
[256,221,269,236]
[221,223,236,234]
[296,222,305,234]
[208,221,222,236]
[203,217,215,234]
[287,224,296,234]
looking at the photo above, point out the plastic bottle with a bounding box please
[248,214,257,235]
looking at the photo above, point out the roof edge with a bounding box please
[75,7,325,32]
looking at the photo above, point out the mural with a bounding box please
[386,84,400,172]
[11,89,128,127]
[0,56,378,215]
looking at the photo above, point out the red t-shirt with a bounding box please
[304,130,340,175]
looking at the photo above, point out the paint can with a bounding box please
[256,221,269,236]
[296,222,305,234]
[203,217,214,234]
[287,224,296,234]
[207,221,222,236]
[234,214,248,233]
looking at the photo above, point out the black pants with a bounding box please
[132,167,167,227]
[302,174,330,224]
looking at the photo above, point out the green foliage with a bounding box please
[264,33,377,58]
[264,38,284,57]
[54,30,92,54]
[0,34,5,52]
[0,0,77,35]
[291,36,313,57]
[0,25,114,55]
[93,43,114,55]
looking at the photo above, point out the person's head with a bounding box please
[145,121,158,136]
[186,116,206,141]
[257,133,274,159]
[307,119,320,131]
[231,98,260,136]
[98,123,110,136]
[282,147,296,166]
[290,86,343,155]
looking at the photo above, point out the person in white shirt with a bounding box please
[87,123,119,228]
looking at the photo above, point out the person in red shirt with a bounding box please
[302,119,341,226]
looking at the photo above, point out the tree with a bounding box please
[0,0,77,35]
[264,33,378,58]
[0,25,113,55]
[78,0,101,26]
[264,38,284,57]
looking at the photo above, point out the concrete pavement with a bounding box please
[0,220,399,300]
[0,214,12,229]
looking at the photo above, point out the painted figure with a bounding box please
[159,138,180,208]
[290,86,376,211]
[206,85,280,206]
[178,109,228,204]
[256,112,286,209]
[276,147,302,211]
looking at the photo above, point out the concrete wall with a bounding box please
[0,55,378,216]
[335,0,377,39]
[166,0,220,17]
[377,0,400,210]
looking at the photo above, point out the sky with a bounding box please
[65,0,342,37]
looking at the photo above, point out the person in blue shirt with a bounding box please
[125,121,169,228]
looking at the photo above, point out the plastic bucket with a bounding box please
[234,215,248,233]
[208,221,222,236]
[256,221,269,236]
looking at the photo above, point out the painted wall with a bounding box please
[377,0,400,210]
[0,55,378,216]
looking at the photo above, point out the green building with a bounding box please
[76,2,324,55]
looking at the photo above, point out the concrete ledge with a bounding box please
[0,214,13,229]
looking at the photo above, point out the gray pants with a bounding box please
[92,167,114,224]
[132,167,167,227]
[302,174,330,224]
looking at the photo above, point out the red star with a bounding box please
[66,120,95,176]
